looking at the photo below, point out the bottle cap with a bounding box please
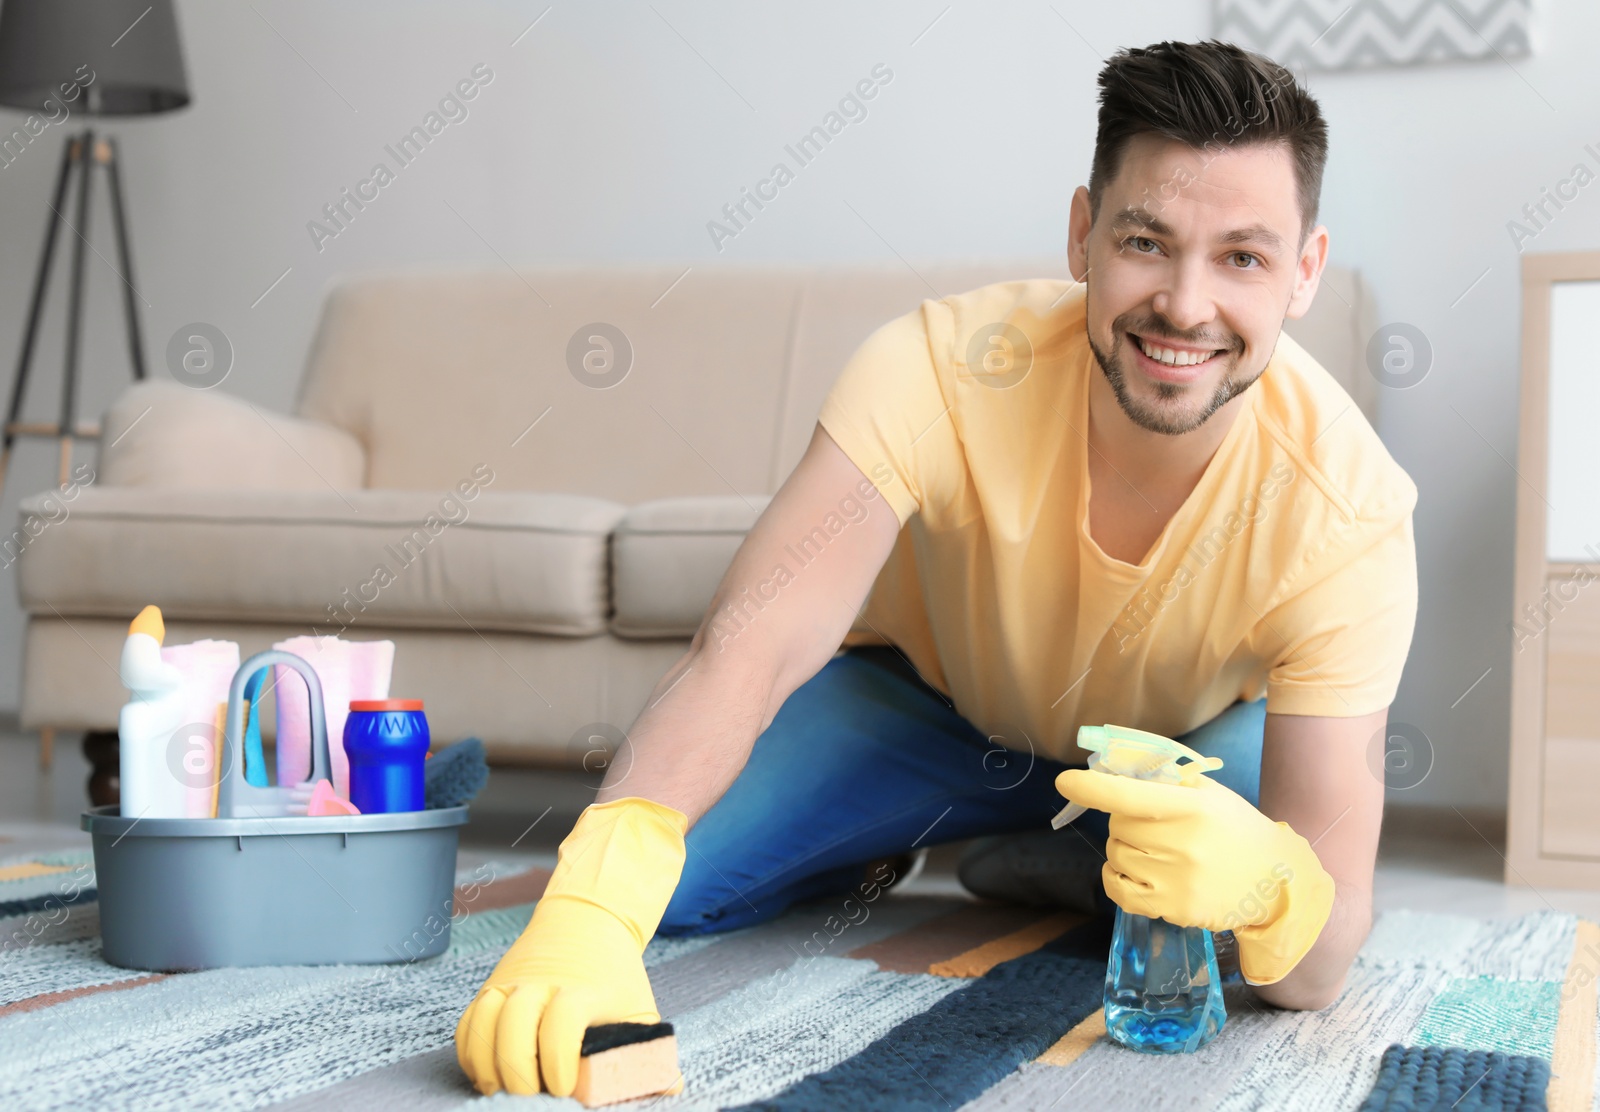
[349,699,425,711]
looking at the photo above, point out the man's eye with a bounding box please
[1125,236,1159,254]
[1230,252,1260,269]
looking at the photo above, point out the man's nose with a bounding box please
[1149,259,1219,336]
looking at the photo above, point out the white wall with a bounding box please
[0,0,1595,808]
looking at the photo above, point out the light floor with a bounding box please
[4,728,1597,923]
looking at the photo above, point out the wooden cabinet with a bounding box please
[1509,254,1600,888]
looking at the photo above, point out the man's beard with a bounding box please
[1087,323,1262,437]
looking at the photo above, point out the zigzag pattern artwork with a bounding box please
[1214,0,1533,72]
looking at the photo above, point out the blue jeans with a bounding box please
[658,645,1266,936]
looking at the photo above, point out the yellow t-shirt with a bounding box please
[816,278,1418,762]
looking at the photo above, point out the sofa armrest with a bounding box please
[99,380,366,489]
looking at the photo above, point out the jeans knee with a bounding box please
[657,858,725,937]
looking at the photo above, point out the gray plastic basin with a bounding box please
[82,805,470,972]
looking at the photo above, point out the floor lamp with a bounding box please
[0,0,189,774]
[0,0,190,493]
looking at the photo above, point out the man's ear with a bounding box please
[1284,224,1329,321]
[1068,186,1093,282]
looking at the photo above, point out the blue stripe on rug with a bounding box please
[1357,1044,1551,1111]
[0,887,96,921]
[724,917,1112,1111]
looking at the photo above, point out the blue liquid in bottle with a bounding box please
[1104,907,1227,1054]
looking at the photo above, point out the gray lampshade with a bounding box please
[0,0,190,115]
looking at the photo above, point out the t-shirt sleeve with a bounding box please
[1261,512,1419,718]
[815,300,962,528]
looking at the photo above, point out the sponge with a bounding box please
[573,1022,680,1107]
[424,737,489,809]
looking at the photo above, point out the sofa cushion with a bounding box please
[15,487,625,635]
[295,267,806,503]
[101,380,367,490]
[610,495,770,638]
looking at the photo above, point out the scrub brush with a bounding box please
[425,737,489,809]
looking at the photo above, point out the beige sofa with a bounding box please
[13,260,1378,771]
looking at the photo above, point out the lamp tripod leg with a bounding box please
[1,134,78,495]
[103,136,147,382]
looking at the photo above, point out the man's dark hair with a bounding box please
[1088,39,1328,244]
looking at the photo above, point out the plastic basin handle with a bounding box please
[224,650,330,788]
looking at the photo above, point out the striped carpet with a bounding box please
[0,847,1594,1111]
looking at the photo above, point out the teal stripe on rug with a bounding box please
[1207,911,1575,1112]
[721,920,1109,1111]
[1412,977,1562,1059]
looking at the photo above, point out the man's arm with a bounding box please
[595,422,904,824]
[1249,707,1387,1010]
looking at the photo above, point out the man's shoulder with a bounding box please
[1251,330,1417,533]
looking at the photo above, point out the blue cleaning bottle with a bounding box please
[1051,724,1229,1054]
[1104,903,1226,1053]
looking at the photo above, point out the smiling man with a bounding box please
[456,39,1418,1097]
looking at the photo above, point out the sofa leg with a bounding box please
[39,727,54,771]
[83,730,120,809]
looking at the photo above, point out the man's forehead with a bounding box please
[1104,139,1298,251]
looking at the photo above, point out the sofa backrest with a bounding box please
[296,260,1376,498]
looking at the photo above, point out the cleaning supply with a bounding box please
[240,667,270,787]
[1055,723,1228,1055]
[157,637,240,816]
[344,699,430,813]
[209,702,227,818]
[215,650,331,818]
[424,737,490,809]
[573,1022,680,1107]
[294,779,361,817]
[455,797,688,1098]
[117,605,188,819]
[1056,723,1339,991]
[273,635,395,797]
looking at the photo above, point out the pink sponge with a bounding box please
[300,779,360,817]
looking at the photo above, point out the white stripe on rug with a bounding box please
[1362,908,1576,981]
[650,894,961,1016]
[0,947,503,1110]
[0,937,159,1009]
[268,1047,469,1112]
[0,896,553,1109]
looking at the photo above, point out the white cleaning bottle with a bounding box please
[118,605,188,819]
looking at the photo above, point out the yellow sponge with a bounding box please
[572,1022,680,1107]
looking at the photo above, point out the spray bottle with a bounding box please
[1052,723,1228,1054]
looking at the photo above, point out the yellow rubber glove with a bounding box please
[454,796,688,1096]
[1054,769,1336,986]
